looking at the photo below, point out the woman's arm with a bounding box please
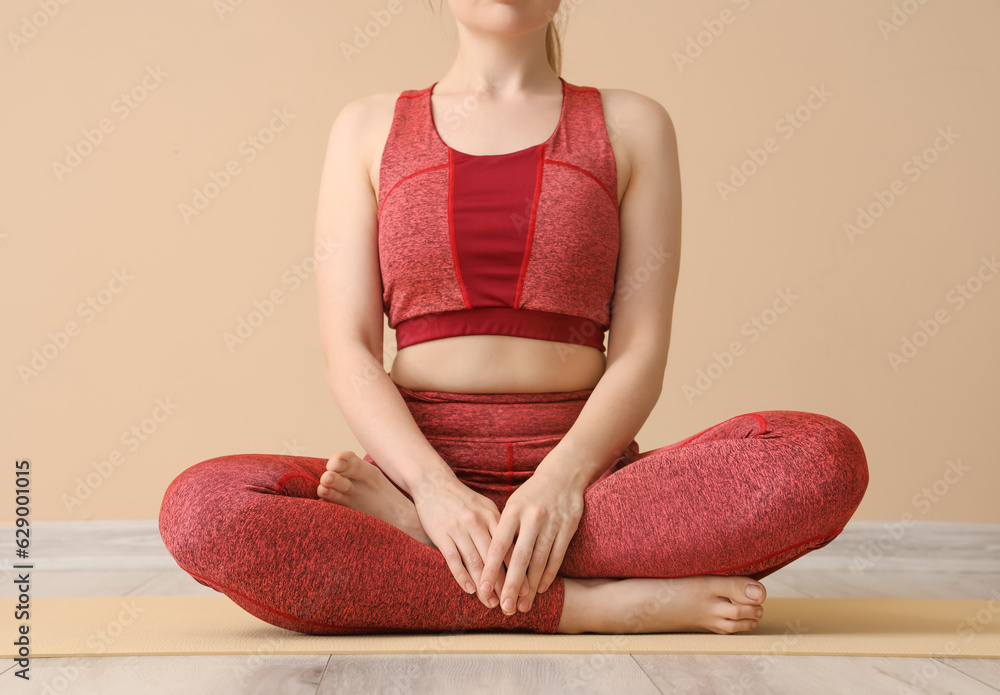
[314,95,454,497]
[477,88,683,614]
[536,89,682,489]
[314,95,514,606]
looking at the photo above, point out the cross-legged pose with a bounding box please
[159,0,868,636]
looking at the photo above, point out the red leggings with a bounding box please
[158,382,869,635]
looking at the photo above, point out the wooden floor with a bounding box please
[1,520,998,694]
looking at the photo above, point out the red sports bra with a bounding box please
[377,77,620,353]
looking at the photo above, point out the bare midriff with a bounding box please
[389,335,606,393]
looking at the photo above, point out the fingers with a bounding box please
[478,515,517,606]
[467,525,500,609]
[472,498,569,616]
[533,526,570,603]
[498,524,539,615]
[442,523,512,608]
[519,526,558,611]
[514,522,564,613]
[453,533,489,596]
[494,562,509,606]
[436,537,478,597]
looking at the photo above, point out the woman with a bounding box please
[159,0,868,636]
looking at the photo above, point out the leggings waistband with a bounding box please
[393,381,594,440]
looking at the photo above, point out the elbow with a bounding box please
[608,331,670,376]
[323,335,385,388]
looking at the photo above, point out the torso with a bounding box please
[366,81,632,394]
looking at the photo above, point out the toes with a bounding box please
[720,618,760,634]
[721,601,763,621]
[317,477,351,501]
[724,577,766,605]
[319,470,353,494]
[752,581,766,602]
[328,451,367,477]
[326,454,350,473]
[710,614,761,634]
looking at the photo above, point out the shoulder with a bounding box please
[325,89,409,185]
[593,86,677,157]
[327,90,402,146]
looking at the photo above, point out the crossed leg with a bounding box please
[159,409,866,635]
[310,409,868,633]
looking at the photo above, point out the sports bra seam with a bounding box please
[513,141,546,308]
[398,306,605,323]
[543,158,619,210]
[446,147,473,309]
[377,163,448,221]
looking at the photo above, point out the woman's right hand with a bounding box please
[410,472,511,609]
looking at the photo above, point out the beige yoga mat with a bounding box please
[3,596,999,659]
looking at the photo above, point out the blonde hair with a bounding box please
[424,1,562,76]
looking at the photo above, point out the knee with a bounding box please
[160,455,243,514]
[162,453,323,506]
[802,412,870,512]
[158,455,250,558]
[158,460,204,553]
[158,453,326,555]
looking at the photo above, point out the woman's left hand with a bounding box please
[477,465,586,615]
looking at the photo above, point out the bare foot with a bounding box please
[316,450,435,549]
[558,575,766,634]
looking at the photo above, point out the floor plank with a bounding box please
[316,654,662,695]
[774,521,1000,573]
[0,655,327,695]
[763,568,1000,599]
[633,654,1000,694]
[943,657,1000,690]
[0,569,161,599]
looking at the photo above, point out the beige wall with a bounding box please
[3,0,998,524]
